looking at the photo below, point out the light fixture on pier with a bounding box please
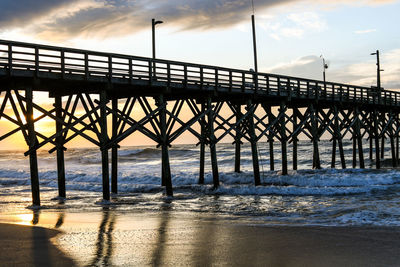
[152,18,163,60]
[320,55,328,84]
[152,18,163,76]
[371,50,384,91]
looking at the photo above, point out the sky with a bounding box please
[0,0,399,149]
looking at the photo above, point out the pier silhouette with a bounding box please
[0,39,398,205]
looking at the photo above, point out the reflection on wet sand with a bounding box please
[15,207,400,266]
[31,209,40,225]
[87,208,116,267]
[25,209,76,266]
[151,200,172,266]
[55,212,65,228]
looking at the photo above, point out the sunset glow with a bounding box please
[0,0,399,149]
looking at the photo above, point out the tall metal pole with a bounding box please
[251,14,258,73]
[376,50,381,91]
[320,55,328,90]
[371,50,384,159]
[371,50,383,92]
[251,0,258,73]
[152,19,156,60]
[152,18,163,75]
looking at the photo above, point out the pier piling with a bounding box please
[54,94,66,198]
[100,90,110,201]
[234,104,242,173]
[111,98,118,194]
[207,97,219,189]
[26,88,40,206]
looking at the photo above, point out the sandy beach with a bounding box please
[1,211,400,266]
[0,223,76,266]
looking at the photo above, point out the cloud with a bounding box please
[267,49,400,90]
[257,11,327,40]
[0,0,297,40]
[267,55,325,80]
[0,0,74,28]
[287,12,326,31]
[354,29,377,34]
[327,49,400,90]
[0,0,395,41]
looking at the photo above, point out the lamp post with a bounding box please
[250,0,259,93]
[251,14,258,74]
[251,0,258,73]
[152,18,163,75]
[152,18,163,59]
[371,50,385,161]
[320,55,328,84]
[370,50,384,92]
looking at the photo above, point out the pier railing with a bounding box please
[0,39,399,106]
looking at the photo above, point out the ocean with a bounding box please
[1,140,400,226]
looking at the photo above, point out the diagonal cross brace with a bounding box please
[22,100,104,156]
[216,104,255,143]
[104,103,165,149]
[168,105,213,144]
[256,109,285,142]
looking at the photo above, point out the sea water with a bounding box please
[0,140,400,226]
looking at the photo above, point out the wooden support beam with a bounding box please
[117,97,136,136]
[79,94,101,138]
[8,91,29,143]
[317,109,335,140]
[198,103,206,184]
[370,115,373,161]
[102,100,161,148]
[111,97,118,194]
[331,137,337,168]
[234,104,242,173]
[292,108,298,171]
[391,133,397,167]
[336,107,346,169]
[362,111,374,162]
[99,90,110,201]
[0,92,8,119]
[381,112,385,159]
[167,106,210,144]
[265,105,275,171]
[373,109,381,169]
[22,96,102,154]
[280,102,288,175]
[389,110,397,168]
[247,100,261,185]
[352,132,357,168]
[397,114,399,164]
[207,97,219,188]
[332,106,344,168]
[54,94,66,198]
[397,135,399,166]
[158,95,173,196]
[166,100,184,138]
[288,108,312,143]
[331,109,338,168]
[311,104,321,169]
[355,107,365,168]
[26,88,40,206]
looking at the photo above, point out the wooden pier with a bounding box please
[0,39,399,206]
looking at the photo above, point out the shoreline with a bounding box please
[1,211,400,266]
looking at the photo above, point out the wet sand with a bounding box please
[0,223,76,266]
[1,211,400,267]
